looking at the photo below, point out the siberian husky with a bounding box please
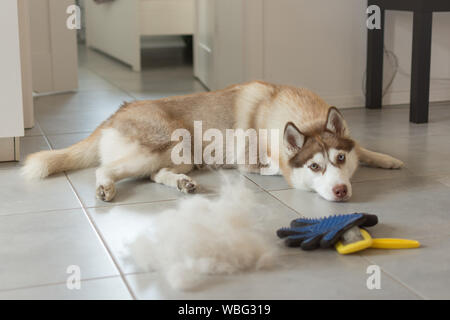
[23,81,403,202]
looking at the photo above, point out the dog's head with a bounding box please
[283,107,358,201]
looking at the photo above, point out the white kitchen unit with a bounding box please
[194,0,246,90]
[29,0,78,93]
[194,0,215,88]
[85,0,195,72]
[0,0,26,162]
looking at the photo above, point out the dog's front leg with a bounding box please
[151,165,197,194]
[356,145,404,169]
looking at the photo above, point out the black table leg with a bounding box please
[366,6,385,109]
[410,11,433,123]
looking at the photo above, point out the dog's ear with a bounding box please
[325,106,349,136]
[284,122,305,157]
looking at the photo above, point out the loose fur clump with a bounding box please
[128,176,280,291]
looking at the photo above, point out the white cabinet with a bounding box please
[194,0,246,90]
[0,0,25,161]
[194,0,215,88]
[0,0,25,138]
[85,0,195,72]
[0,138,20,162]
[29,0,78,93]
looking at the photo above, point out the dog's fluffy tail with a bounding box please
[22,128,103,180]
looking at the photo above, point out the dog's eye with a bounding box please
[309,163,321,172]
[337,154,346,163]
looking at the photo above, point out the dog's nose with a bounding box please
[333,184,348,199]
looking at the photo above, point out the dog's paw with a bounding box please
[96,183,117,202]
[381,156,404,169]
[177,177,197,194]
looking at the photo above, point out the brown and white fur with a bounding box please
[22,81,403,202]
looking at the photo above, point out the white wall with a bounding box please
[261,0,367,107]
[383,11,450,105]
[210,0,450,108]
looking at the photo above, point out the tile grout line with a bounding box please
[0,275,124,295]
[41,134,138,300]
[359,254,428,300]
[83,196,181,210]
[23,119,44,137]
[43,130,94,137]
[64,173,138,300]
[82,51,208,99]
[241,175,304,217]
[84,63,138,101]
[0,206,84,218]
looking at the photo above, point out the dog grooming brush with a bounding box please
[277,213,420,254]
[335,227,420,254]
[335,227,373,254]
[276,213,378,250]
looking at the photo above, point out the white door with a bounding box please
[29,0,78,93]
[194,0,245,90]
[0,0,25,161]
[194,0,215,89]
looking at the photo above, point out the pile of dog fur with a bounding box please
[129,176,281,291]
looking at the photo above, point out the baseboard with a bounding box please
[0,137,20,162]
[322,88,450,109]
[320,93,365,109]
[383,88,450,106]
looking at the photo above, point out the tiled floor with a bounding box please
[1,45,450,300]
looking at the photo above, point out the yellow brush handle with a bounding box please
[371,238,420,249]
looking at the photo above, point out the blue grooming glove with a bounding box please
[277,213,378,250]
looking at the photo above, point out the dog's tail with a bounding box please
[22,128,103,180]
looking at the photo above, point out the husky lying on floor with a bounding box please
[23,81,403,202]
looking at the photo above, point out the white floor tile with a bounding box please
[362,235,450,299]
[0,277,132,300]
[0,209,118,291]
[87,191,299,274]
[0,169,80,216]
[126,252,419,300]
[270,176,450,240]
